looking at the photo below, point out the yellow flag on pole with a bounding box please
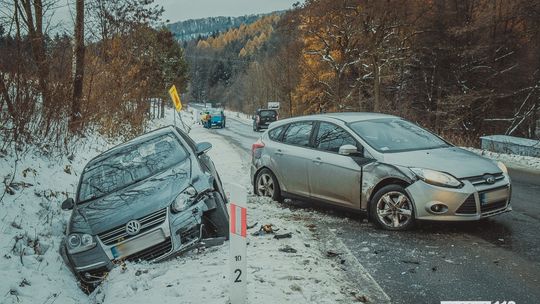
[168,85,182,111]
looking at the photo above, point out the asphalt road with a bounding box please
[193,107,540,304]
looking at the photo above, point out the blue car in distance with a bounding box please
[204,109,226,129]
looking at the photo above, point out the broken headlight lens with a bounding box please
[171,186,198,213]
[410,168,463,188]
[66,233,96,254]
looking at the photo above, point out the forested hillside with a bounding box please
[184,0,540,142]
[167,14,269,41]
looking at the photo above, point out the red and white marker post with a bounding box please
[229,187,247,304]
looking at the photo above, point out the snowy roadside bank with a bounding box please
[464,147,540,171]
[0,109,383,304]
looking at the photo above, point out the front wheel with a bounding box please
[254,168,282,202]
[369,185,415,231]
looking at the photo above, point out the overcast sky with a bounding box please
[156,0,301,23]
[49,0,301,29]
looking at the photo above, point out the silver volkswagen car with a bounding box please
[60,126,229,290]
[250,113,511,230]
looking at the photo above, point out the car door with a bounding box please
[271,121,314,197]
[308,122,366,209]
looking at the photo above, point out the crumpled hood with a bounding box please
[381,147,501,178]
[70,160,191,235]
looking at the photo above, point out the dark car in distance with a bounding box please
[253,109,278,132]
[60,126,229,290]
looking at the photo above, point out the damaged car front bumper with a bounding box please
[62,193,223,286]
[406,173,512,221]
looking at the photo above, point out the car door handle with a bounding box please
[313,157,322,164]
[275,149,283,156]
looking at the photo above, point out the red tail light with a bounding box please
[251,140,265,158]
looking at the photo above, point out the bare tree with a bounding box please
[70,0,85,132]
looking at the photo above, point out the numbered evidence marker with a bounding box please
[168,85,182,111]
[229,189,247,304]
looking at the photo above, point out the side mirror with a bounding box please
[61,198,74,210]
[339,144,360,156]
[196,142,212,155]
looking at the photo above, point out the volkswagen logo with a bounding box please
[484,174,496,184]
[125,220,141,236]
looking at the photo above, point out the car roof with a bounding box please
[271,112,399,127]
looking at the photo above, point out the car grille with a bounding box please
[480,199,507,213]
[463,173,504,186]
[98,208,167,246]
[124,237,173,262]
[455,194,477,214]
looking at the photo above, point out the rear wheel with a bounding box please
[255,168,282,202]
[369,185,415,231]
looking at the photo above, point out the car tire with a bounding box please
[369,184,415,231]
[254,168,282,202]
[204,192,229,239]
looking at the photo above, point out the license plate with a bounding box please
[480,187,509,205]
[111,229,165,259]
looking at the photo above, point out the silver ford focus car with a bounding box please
[250,113,511,231]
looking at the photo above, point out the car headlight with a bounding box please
[496,161,508,174]
[171,186,198,213]
[66,233,96,254]
[410,168,463,188]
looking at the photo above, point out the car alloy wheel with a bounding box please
[257,172,275,197]
[371,185,415,230]
[255,169,282,202]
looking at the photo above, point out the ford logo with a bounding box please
[483,175,496,184]
[125,220,141,236]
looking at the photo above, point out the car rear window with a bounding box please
[259,110,277,118]
[282,122,313,147]
[78,134,188,202]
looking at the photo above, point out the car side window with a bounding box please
[268,126,284,142]
[315,122,357,153]
[282,122,313,147]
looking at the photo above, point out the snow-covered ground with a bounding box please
[0,108,374,304]
[464,147,540,171]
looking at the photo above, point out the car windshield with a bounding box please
[259,110,276,117]
[349,118,450,153]
[78,134,188,202]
